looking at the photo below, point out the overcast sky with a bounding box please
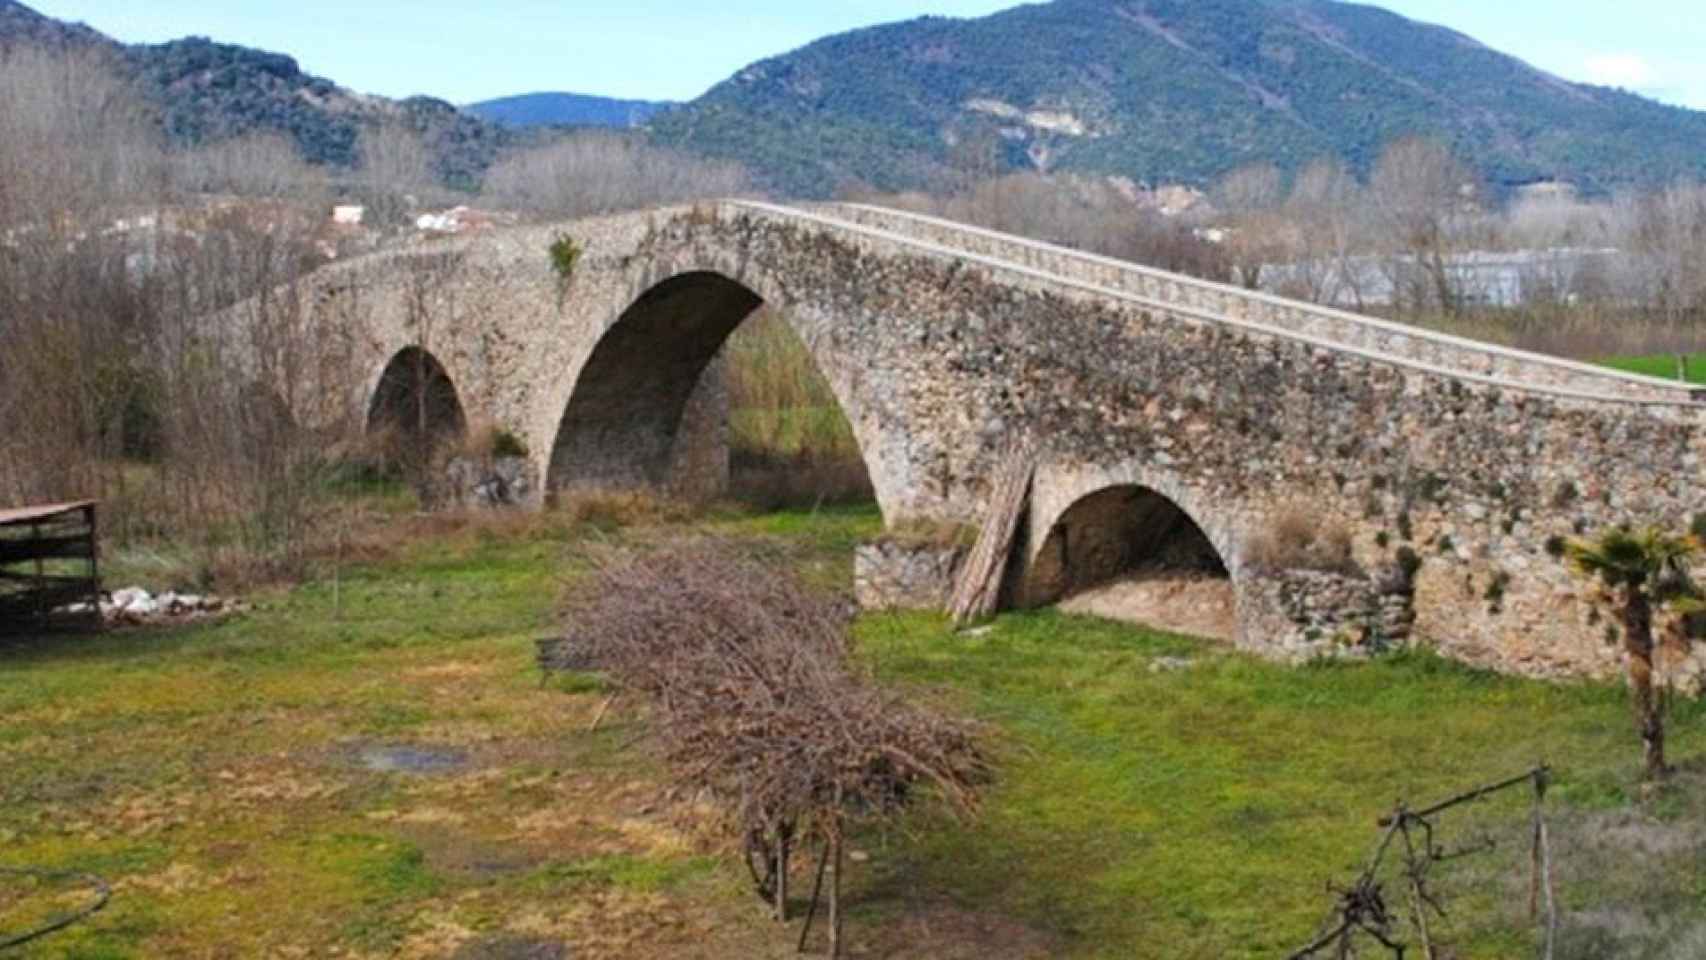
[25,0,1706,110]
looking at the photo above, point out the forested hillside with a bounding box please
[651,0,1706,196]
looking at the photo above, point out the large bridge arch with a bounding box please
[535,262,900,518]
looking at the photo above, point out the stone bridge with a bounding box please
[264,199,1706,688]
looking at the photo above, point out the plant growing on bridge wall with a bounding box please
[1567,526,1702,781]
[548,232,582,306]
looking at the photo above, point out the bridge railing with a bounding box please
[818,202,1700,403]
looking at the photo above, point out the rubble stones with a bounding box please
[855,540,965,612]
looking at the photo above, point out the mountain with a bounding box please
[0,0,103,47]
[467,92,674,129]
[651,0,1706,197]
[129,35,512,186]
[0,2,514,187]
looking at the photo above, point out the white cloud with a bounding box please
[1584,53,1660,89]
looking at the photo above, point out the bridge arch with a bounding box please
[542,268,886,513]
[1019,463,1242,636]
[366,346,468,455]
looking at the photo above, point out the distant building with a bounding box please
[1259,248,1629,309]
[1513,180,1580,204]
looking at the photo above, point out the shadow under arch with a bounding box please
[1018,483,1230,611]
[545,270,876,505]
[366,346,468,451]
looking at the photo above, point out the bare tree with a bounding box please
[356,120,434,225]
[1370,137,1479,316]
[1613,181,1706,326]
[172,132,329,203]
[481,131,750,218]
[0,45,367,584]
[850,172,1231,281]
[0,44,165,225]
[1281,157,1369,307]
[1213,163,1286,289]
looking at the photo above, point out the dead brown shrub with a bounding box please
[549,489,698,530]
[1249,508,1358,574]
[550,539,988,952]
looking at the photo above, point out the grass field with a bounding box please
[3,505,1703,958]
[1598,353,1706,385]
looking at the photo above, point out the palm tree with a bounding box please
[1567,527,1701,780]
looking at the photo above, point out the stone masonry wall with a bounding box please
[825,203,1701,401]
[1237,569,1417,661]
[854,540,965,612]
[232,200,1706,692]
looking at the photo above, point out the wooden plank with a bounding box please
[948,442,1034,626]
[0,500,97,526]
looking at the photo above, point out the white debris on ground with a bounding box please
[77,587,247,626]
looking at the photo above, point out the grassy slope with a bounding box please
[3,505,1703,957]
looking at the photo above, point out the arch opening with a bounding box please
[546,271,875,509]
[366,346,468,472]
[1024,485,1233,640]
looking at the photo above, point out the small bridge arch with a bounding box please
[366,345,468,454]
[1017,461,1244,634]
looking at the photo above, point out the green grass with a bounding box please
[2,503,1702,958]
[852,611,1706,957]
[1598,353,1706,384]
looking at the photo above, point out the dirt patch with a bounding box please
[452,935,570,960]
[820,901,1061,959]
[1058,572,1235,641]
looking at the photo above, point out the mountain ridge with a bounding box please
[7,0,1706,201]
[650,0,1706,197]
[466,91,675,129]
[0,1,515,186]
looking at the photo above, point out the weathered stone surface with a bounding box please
[1238,569,1415,661]
[227,199,1706,689]
[855,540,964,612]
[444,456,537,508]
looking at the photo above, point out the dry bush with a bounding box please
[1248,508,1357,574]
[552,540,988,942]
[549,489,698,530]
[171,132,329,202]
[482,131,751,219]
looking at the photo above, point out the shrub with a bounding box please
[1248,508,1358,574]
[553,540,988,944]
[1395,546,1424,583]
[490,428,528,459]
